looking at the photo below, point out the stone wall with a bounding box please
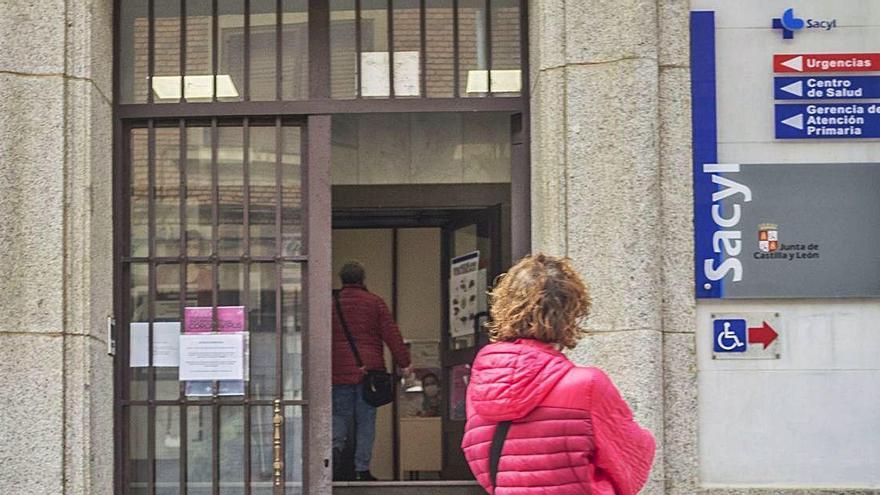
[0,1,114,494]
[528,0,696,493]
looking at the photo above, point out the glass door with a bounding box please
[440,206,502,479]
[116,117,332,495]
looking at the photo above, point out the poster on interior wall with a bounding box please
[449,251,480,338]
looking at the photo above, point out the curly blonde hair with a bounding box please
[486,253,591,349]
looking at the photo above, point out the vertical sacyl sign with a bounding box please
[691,10,726,298]
[691,12,755,298]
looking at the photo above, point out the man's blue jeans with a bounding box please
[332,384,377,472]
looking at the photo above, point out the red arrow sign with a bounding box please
[774,53,880,73]
[748,322,779,349]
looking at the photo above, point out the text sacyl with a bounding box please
[703,164,752,283]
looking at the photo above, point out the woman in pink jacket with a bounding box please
[461,253,655,494]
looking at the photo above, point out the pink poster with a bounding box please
[184,307,212,333]
[217,306,245,332]
[184,306,245,333]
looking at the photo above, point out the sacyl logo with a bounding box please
[772,8,837,39]
[702,163,752,283]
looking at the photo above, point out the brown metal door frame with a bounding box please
[111,115,333,495]
[439,205,503,479]
[112,0,530,490]
[303,114,332,494]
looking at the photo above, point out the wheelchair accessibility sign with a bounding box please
[711,313,781,359]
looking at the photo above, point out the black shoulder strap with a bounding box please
[333,290,364,368]
[489,420,512,489]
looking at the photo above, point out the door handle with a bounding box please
[273,399,284,487]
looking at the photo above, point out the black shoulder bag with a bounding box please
[333,290,394,407]
[489,420,512,490]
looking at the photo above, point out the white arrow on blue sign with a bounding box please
[775,76,880,100]
[776,103,880,139]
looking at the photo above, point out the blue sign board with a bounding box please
[775,76,880,100]
[775,103,880,139]
[713,319,747,353]
[690,11,722,298]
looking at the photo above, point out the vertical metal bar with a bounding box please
[419,0,426,98]
[243,119,252,315]
[181,0,188,102]
[308,0,331,98]
[178,120,187,384]
[519,0,528,96]
[391,228,399,318]
[112,4,124,492]
[244,0,251,101]
[452,0,459,97]
[274,118,285,493]
[299,122,312,493]
[148,0,155,103]
[113,133,124,494]
[212,404,220,495]
[391,228,400,480]
[438,222,451,475]
[305,114,332,495]
[244,403,252,495]
[147,120,157,495]
[485,0,492,95]
[510,113,530,259]
[387,0,395,98]
[517,0,531,255]
[275,117,284,399]
[180,403,189,494]
[114,119,131,494]
[489,206,502,282]
[276,0,283,101]
[355,0,362,98]
[242,118,253,495]
[178,119,189,495]
[211,118,220,495]
[212,0,219,102]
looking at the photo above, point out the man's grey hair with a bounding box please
[339,260,366,285]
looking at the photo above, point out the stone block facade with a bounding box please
[0,1,115,494]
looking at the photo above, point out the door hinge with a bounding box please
[107,316,117,356]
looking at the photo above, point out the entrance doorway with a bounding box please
[113,0,528,491]
[330,205,503,486]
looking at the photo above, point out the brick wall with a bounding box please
[128,4,521,101]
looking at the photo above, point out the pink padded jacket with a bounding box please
[461,339,656,495]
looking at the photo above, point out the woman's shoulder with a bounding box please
[565,365,612,384]
[541,365,611,411]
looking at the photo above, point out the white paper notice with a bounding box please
[130,322,181,367]
[360,51,420,97]
[179,333,245,381]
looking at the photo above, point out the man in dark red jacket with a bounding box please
[332,261,411,481]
